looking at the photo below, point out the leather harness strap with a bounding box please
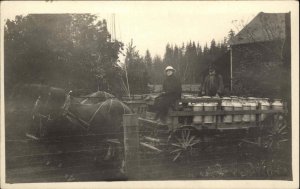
[64,110,90,129]
[62,95,113,129]
[88,99,111,123]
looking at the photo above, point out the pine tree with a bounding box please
[228,29,235,42]
[125,40,148,94]
[144,49,152,72]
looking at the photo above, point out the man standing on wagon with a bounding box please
[154,66,182,123]
[201,64,224,97]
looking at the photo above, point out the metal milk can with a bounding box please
[203,97,217,123]
[259,98,270,121]
[231,96,242,122]
[247,97,258,122]
[272,99,284,110]
[241,97,251,122]
[221,97,233,123]
[193,102,203,124]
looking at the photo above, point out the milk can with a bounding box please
[241,97,251,122]
[231,96,242,122]
[259,98,270,121]
[272,99,284,110]
[193,102,203,124]
[221,97,233,123]
[247,97,258,122]
[203,97,217,123]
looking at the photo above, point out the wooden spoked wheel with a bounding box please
[169,126,201,162]
[263,114,288,151]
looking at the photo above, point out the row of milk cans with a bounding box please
[192,97,284,124]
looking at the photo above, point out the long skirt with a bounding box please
[154,95,177,120]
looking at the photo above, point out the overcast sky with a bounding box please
[1,1,297,58]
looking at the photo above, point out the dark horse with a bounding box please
[20,85,132,171]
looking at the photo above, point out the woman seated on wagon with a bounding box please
[154,66,182,123]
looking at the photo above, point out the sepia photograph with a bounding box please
[1,1,299,189]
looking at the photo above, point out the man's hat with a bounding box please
[165,66,176,72]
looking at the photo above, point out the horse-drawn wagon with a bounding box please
[133,94,288,161]
[20,85,288,177]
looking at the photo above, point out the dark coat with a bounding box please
[202,73,224,96]
[154,74,182,120]
[162,74,182,100]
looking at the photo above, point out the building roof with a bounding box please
[229,12,286,46]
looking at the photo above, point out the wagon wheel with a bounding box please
[168,126,201,162]
[262,114,289,151]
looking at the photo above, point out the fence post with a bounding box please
[123,114,140,179]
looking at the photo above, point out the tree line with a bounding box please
[4,14,235,97]
[5,14,127,97]
[126,30,235,94]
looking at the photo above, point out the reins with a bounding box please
[62,94,115,130]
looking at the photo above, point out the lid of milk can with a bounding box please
[272,99,283,106]
[221,101,232,106]
[221,97,232,106]
[232,99,242,107]
[247,97,258,104]
[242,101,251,106]
[248,101,257,106]
[222,97,231,100]
[260,100,270,106]
[262,98,270,103]
[212,96,221,100]
[256,98,264,102]
[194,102,204,106]
[204,102,218,106]
[239,97,247,103]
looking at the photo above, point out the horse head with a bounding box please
[30,86,68,135]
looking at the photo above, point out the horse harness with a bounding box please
[33,92,127,132]
[61,94,116,131]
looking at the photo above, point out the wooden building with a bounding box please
[227,12,291,98]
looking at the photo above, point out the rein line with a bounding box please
[62,98,114,129]
[88,99,111,123]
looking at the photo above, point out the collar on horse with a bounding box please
[62,94,114,130]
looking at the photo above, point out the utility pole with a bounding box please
[230,47,233,91]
